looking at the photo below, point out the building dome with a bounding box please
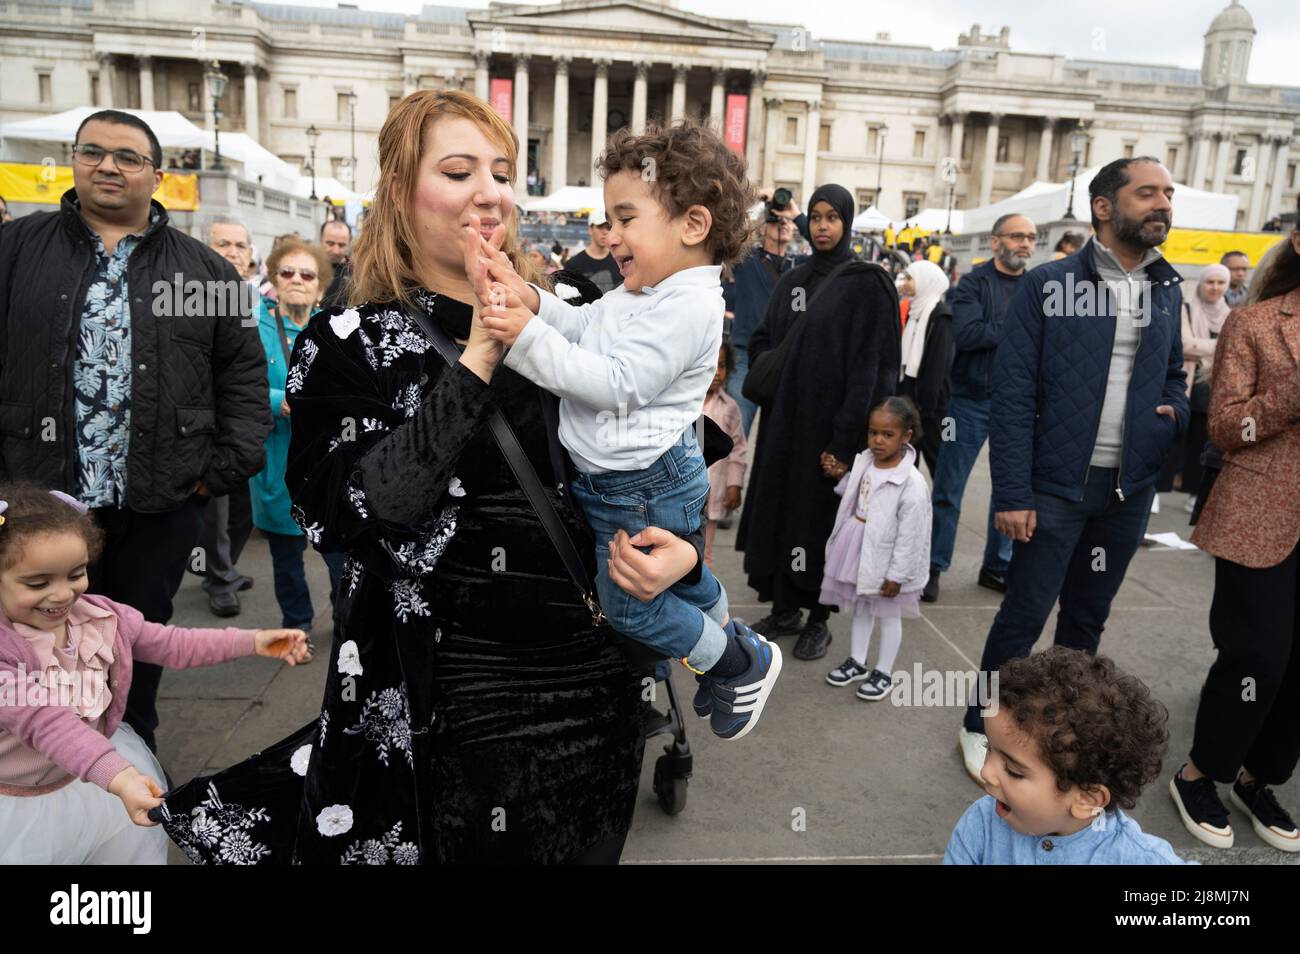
[1206,1,1255,35]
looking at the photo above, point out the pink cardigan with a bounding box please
[0,593,256,794]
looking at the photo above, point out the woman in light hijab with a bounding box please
[897,259,954,476]
[1178,263,1232,500]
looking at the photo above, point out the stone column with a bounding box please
[763,96,782,189]
[590,58,610,178]
[1211,132,1232,194]
[746,69,766,179]
[949,111,966,171]
[1035,118,1054,182]
[97,53,115,108]
[632,61,649,134]
[801,99,821,207]
[671,63,688,122]
[138,56,155,111]
[1246,135,1275,231]
[979,112,1003,206]
[474,50,489,101]
[242,62,259,140]
[1266,135,1292,224]
[1188,131,1211,189]
[550,56,570,192]
[710,67,725,130]
[513,53,530,198]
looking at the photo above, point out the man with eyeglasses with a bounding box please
[0,110,271,754]
[924,213,1035,605]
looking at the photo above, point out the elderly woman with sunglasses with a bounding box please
[249,239,342,636]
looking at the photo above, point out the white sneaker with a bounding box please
[1184,495,1197,514]
[1150,494,1161,514]
[958,727,987,787]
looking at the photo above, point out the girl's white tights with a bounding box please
[850,610,902,674]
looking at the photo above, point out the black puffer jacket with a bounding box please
[0,189,271,512]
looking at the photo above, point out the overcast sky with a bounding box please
[297,0,1295,87]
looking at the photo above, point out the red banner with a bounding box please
[724,93,748,155]
[490,78,513,120]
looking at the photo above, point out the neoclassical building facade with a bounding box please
[2,0,1296,228]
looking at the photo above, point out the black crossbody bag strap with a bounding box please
[408,305,606,626]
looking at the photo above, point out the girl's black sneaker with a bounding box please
[855,669,894,701]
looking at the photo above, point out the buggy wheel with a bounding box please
[654,754,688,815]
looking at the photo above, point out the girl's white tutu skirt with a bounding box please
[819,516,922,618]
[0,723,168,864]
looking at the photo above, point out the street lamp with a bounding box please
[205,61,228,171]
[941,156,959,233]
[347,91,358,190]
[306,124,320,200]
[1065,123,1090,221]
[876,124,889,207]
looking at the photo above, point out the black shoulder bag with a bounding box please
[742,258,857,406]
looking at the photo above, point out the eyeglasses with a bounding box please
[995,232,1039,243]
[214,239,250,252]
[278,267,318,282]
[73,143,155,174]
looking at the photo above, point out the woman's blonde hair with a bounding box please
[348,88,547,308]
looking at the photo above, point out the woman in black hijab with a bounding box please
[737,184,902,660]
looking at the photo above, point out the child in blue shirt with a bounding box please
[464,120,780,741]
[945,646,1189,864]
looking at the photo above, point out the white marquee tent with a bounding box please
[523,185,605,213]
[959,166,1239,233]
[851,205,891,231]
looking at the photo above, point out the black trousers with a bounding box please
[773,571,830,623]
[1189,541,1300,785]
[87,497,208,753]
[197,481,254,596]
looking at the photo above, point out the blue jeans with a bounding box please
[265,532,315,630]
[725,344,758,439]
[962,467,1155,732]
[930,393,1013,574]
[570,435,729,671]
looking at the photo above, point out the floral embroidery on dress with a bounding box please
[361,417,387,433]
[339,821,420,865]
[379,505,458,580]
[286,337,318,394]
[160,781,273,865]
[337,639,363,677]
[343,556,364,598]
[318,709,330,748]
[392,381,423,419]
[388,578,431,622]
[342,685,416,768]
[347,482,369,519]
[291,503,324,544]
[316,804,354,837]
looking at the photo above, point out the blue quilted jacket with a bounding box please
[989,241,1189,511]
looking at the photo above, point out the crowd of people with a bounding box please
[0,95,1298,866]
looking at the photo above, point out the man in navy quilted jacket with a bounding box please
[957,157,1189,781]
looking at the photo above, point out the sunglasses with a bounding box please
[278,267,318,282]
[73,143,155,173]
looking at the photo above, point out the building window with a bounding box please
[1166,146,1179,170]
[867,125,884,157]
[913,130,926,159]
[188,83,202,113]
[38,72,52,105]
[819,122,831,152]
[389,95,401,113]
[1289,162,1297,188]
[1123,143,1135,159]
[785,116,799,146]
[1233,148,1248,176]
[996,135,1009,163]
[857,189,876,209]
[90,73,100,107]
[904,192,924,219]
[283,88,297,119]
[338,93,353,122]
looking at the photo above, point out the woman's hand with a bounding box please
[254,628,313,665]
[820,452,849,480]
[109,766,164,827]
[607,527,699,602]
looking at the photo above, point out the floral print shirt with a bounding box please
[73,207,159,508]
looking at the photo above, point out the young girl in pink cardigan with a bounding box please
[0,483,310,864]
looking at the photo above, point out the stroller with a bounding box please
[644,658,693,815]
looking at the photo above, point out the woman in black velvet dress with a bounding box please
[159,90,710,865]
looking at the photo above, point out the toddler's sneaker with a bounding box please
[708,631,782,741]
[1230,775,1300,853]
[826,657,871,687]
[1169,765,1233,849]
[855,669,894,701]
